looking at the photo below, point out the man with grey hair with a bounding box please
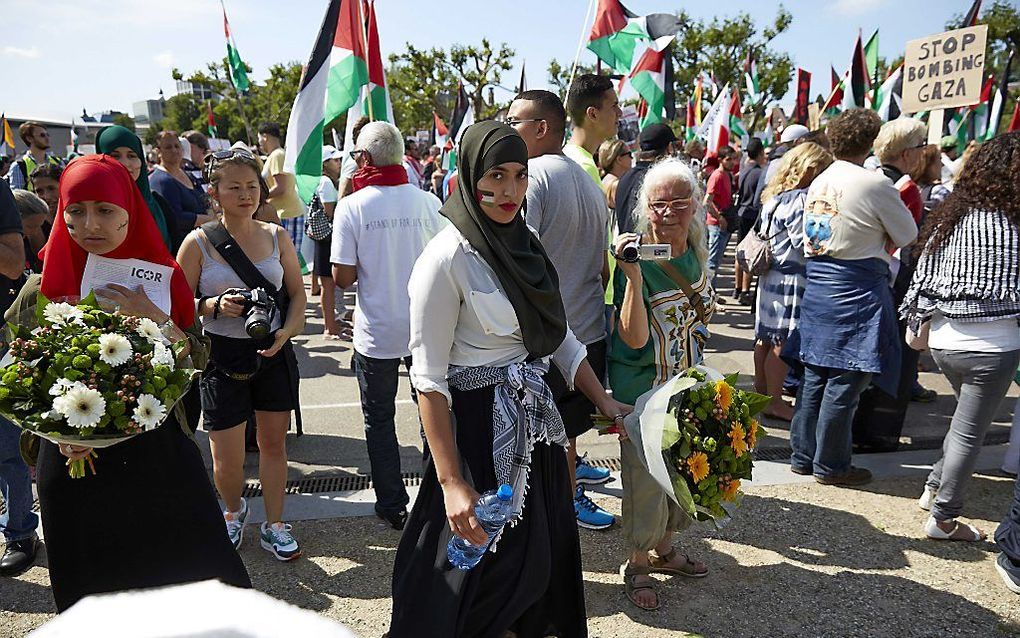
[331,121,445,530]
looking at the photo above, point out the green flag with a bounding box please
[222,2,250,92]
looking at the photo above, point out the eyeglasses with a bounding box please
[349,149,367,160]
[648,198,693,214]
[503,118,545,127]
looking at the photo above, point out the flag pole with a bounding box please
[568,0,597,89]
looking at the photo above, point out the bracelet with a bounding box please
[213,294,224,320]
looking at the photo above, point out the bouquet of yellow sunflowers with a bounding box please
[619,366,769,525]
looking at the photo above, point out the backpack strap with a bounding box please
[655,261,708,326]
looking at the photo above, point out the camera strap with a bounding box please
[200,220,303,436]
[656,261,708,326]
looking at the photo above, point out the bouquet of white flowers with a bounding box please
[0,293,198,477]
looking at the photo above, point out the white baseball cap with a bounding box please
[322,145,344,161]
[779,124,810,144]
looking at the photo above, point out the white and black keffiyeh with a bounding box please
[447,360,568,531]
[901,209,1020,326]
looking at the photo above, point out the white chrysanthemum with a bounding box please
[135,318,166,344]
[43,303,85,327]
[53,385,106,429]
[49,378,85,397]
[98,333,133,366]
[151,341,175,370]
[132,393,165,429]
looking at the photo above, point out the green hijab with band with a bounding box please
[95,125,171,248]
[441,121,567,358]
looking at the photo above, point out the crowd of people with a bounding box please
[0,71,1019,633]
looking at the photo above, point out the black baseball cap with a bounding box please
[638,123,678,152]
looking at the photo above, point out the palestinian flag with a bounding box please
[948,108,969,153]
[963,0,982,26]
[695,85,731,153]
[221,1,250,93]
[729,87,747,140]
[744,51,760,106]
[762,117,774,147]
[207,102,219,138]
[842,32,870,109]
[1008,97,1020,132]
[285,0,370,203]
[823,66,843,116]
[972,74,994,140]
[430,112,448,149]
[343,0,395,150]
[630,45,671,128]
[874,65,903,121]
[442,84,474,171]
[793,68,811,125]
[986,47,1016,140]
[587,0,683,74]
[864,30,879,106]
[0,114,14,156]
[685,98,696,141]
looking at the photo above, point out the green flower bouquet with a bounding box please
[0,294,198,477]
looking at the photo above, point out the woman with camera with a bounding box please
[177,150,306,561]
[609,158,716,612]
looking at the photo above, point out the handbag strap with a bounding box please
[655,260,707,326]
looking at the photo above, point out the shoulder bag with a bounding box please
[304,192,333,241]
[734,199,779,277]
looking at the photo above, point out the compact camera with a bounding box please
[618,235,672,263]
[232,287,277,340]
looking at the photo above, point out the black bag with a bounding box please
[201,221,303,436]
[304,192,333,241]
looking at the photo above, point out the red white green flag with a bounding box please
[285,0,370,203]
[587,1,682,74]
[744,51,760,105]
[221,1,250,93]
[630,46,668,128]
[343,0,394,149]
[729,87,747,140]
[206,102,218,138]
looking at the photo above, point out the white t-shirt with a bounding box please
[316,175,338,204]
[929,313,1020,353]
[331,184,445,359]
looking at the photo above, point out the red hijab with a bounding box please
[40,155,196,329]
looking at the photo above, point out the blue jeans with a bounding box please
[0,416,37,542]
[790,364,873,477]
[707,225,731,278]
[353,350,412,515]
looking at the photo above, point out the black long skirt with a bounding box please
[389,384,587,638]
[36,418,252,611]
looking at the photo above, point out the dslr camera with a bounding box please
[617,234,672,263]
[231,287,277,340]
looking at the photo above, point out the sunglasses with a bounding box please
[203,148,258,180]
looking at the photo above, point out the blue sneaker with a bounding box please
[574,486,614,530]
[575,453,612,485]
[260,522,302,561]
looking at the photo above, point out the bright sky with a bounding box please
[2,0,971,123]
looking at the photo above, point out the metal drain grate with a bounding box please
[240,471,422,498]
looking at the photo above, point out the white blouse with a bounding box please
[407,225,587,404]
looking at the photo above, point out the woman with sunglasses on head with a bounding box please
[177,149,306,561]
[14,156,250,611]
[389,122,631,637]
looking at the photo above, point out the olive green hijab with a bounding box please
[95,125,171,248]
[441,121,566,358]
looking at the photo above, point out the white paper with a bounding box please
[80,255,173,316]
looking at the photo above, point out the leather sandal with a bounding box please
[649,547,709,578]
[622,562,659,611]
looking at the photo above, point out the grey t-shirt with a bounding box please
[525,153,608,345]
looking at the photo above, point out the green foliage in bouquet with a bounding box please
[662,369,770,524]
[0,293,197,475]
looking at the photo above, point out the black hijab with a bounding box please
[441,121,567,358]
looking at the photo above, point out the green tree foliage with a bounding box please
[671,7,794,131]
[111,114,135,132]
[546,59,597,101]
[389,39,515,132]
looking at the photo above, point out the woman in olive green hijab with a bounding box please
[389,121,631,637]
[95,125,172,248]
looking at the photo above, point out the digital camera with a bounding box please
[234,287,277,340]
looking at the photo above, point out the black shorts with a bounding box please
[200,333,295,431]
[737,216,758,242]
[545,339,607,439]
[314,236,333,277]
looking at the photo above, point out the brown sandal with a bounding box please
[649,547,709,578]
[622,563,659,611]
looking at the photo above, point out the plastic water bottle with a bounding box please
[447,484,514,570]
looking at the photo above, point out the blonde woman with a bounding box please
[753,143,833,421]
[597,139,633,209]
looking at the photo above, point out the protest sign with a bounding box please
[902,25,988,114]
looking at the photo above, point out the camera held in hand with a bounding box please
[617,234,672,263]
[232,287,277,340]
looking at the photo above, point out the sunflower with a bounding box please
[729,423,748,457]
[721,479,741,501]
[715,380,733,413]
[747,419,760,449]
[686,451,710,483]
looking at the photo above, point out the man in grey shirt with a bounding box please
[507,90,615,530]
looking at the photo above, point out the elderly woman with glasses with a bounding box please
[609,157,716,612]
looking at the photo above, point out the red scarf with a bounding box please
[40,155,196,329]
[352,164,409,192]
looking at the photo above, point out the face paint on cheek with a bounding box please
[116,221,128,231]
[477,189,496,205]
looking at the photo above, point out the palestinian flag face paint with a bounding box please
[477,189,496,205]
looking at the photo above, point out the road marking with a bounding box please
[302,399,416,410]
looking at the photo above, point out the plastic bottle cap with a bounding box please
[496,484,513,501]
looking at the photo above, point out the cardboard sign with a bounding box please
[902,24,988,113]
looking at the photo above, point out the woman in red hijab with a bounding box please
[15,155,250,611]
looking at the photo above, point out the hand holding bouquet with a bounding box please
[0,294,198,477]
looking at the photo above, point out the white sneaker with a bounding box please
[260,522,301,561]
[917,487,936,511]
[224,498,248,549]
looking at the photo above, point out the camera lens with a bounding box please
[245,312,272,340]
[620,243,639,263]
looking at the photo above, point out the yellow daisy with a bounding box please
[686,451,710,483]
[715,380,733,413]
[721,479,741,501]
[747,419,760,450]
[729,423,748,457]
